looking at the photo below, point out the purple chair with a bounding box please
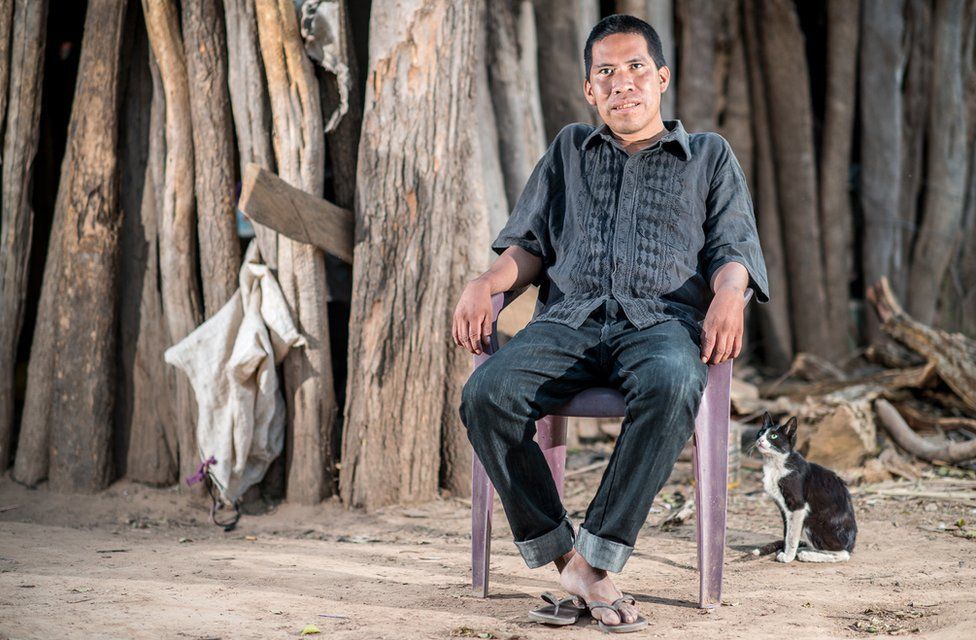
[470,289,752,609]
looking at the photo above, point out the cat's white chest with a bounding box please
[763,456,792,515]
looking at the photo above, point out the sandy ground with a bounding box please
[1,451,975,640]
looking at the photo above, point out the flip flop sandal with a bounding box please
[527,591,586,626]
[586,594,648,634]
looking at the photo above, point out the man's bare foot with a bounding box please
[553,549,641,627]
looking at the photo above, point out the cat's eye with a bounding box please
[770,434,778,439]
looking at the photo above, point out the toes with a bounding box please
[622,606,637,623]
[598,610,621,626]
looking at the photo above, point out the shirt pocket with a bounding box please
[635,187,692,252]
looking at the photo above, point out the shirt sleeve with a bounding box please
[490,148,558,288]
[702,141,770,303]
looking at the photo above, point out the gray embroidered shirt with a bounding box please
[491,119,770,335]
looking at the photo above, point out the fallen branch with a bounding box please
[868,277,976,412]
[875,399,976,464]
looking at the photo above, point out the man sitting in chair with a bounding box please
[453,14,769,632]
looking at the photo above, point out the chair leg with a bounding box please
[537,415,568,500]
[471,452,494,597]
[692,359,733,609]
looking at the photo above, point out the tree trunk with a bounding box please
[116,4,178,486]
[859,0,906,339]
[317,0,360,307]
[0,0,45,474]
[182,0,240,317]
[534,0,595,140]
[341,0,487,510]
[899,0,932,295]
[817,0,860,359]
[675,0,718,132]
[759,0,831,357]
[907,0,969,323]
[47,0,127,493]
[223,0,278,268]
[142,0,205,494]
[486,0,545,210]
[255,0,337,504]
[742,0,791,370]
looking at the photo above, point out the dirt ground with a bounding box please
[2,449,975,640]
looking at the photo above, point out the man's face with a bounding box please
[583,32,670,137]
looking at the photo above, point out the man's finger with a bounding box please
[700,329,715,363]
[713,333,730,364]
[460,319,477,354]
[481,316,493,353]
[732,333,742,359]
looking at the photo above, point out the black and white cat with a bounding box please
[755,412,857,563]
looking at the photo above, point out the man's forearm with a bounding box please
[472,246,543,294]
[710,261,749,295]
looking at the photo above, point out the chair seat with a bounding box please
[550,387,626,418]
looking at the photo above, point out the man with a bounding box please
[453,14,768,632]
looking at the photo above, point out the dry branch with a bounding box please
[876,399,976,464]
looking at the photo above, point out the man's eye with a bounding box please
[632,63,643,69]
[599,68,611,75]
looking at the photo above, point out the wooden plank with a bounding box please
[238,162,354,263]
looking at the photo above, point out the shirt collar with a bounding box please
[582,119,692,160]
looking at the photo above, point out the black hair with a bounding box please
[583,14,667,78]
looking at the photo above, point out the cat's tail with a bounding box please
[796,549,850,563]
[750,540,784,556]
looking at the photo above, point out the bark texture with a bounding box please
[759,0,831,356]
[341,0,487,510]
[182,0,240,317]
[48,0,127,493]
[116,6,178,485]
[534,0,596,139]
[0,0,45,474]
[143,0,205,492]
[255,0,337,504]
[817,0,860,359]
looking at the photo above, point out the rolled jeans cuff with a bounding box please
[513,515,576,569]
[574,526,633,573]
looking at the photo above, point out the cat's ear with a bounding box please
[762,411,774,428]
[784,416,798,443]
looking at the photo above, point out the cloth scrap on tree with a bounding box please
[164,242,306,504]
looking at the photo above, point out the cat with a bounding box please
[753,411,857,563]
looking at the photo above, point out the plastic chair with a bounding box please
[470,289,752,609]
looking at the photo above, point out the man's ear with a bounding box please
[657,64,671,93]
[583,78,596,107]
[784,416,798,444]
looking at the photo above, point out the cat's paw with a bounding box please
[776,551,794,563]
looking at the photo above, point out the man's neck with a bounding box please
[608,119,668,155]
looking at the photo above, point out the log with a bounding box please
[238,163,353,263]
[908,0,970,323]
[182,0,241,317]
[223,0,278,268]
[869,277,976,412]
[876,399,976,463]
[533,0,596,139]
[1,0,46,476]
[741,0,792,370]
[675,0,718,132]
[116,6,178,485]
[340,0,487,510]
[892,402,976,435]
[761,362,937,399]
[486,0,545,210]
[759,0,833,358]
[255,0,337,504]
[818,0,859,360]
[143,0,205,494]
[47,0,127,493]
[859,0,906,339]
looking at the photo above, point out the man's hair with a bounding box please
[583,14,667,78]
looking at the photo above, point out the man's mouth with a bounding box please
[611,101,641,113]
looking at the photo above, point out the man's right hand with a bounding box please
[453,277,494,355]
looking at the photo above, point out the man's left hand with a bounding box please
[700,262,749,365]
[700,287,745,364]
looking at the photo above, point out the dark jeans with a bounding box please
[460,297,707,573]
